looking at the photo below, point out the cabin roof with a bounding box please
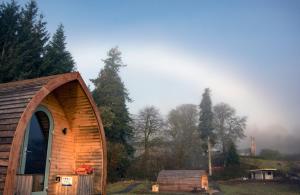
[0,72,80,128]
[157,170,207,180]
[249,169,277,172]
[0,72,80,133]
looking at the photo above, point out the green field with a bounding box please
[107,180,208,195]
[219,182,300,195]
[108,180,300,195]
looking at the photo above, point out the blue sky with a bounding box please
[24,1,300,140]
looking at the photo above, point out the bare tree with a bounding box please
[167,104,204,169]
[213,103,246,154]
[133,106,164,177]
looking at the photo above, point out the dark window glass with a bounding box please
[24,111,50,191]
[25,111,49,174]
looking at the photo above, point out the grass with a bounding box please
[108,180,300,195]
[107,180,208,195]
[219,182,300,195]
[107,180,136,194]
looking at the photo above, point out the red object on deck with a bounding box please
[75,165,94,175]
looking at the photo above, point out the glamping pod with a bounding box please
[157,170,208,192]
[0,72,106,195]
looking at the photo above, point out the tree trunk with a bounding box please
[208,136,212,176]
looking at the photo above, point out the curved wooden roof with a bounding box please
[0,72,107,194]
[157,170,207,181]
[157,170,207,192]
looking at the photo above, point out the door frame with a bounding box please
[19,105,54,194]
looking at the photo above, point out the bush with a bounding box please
[212,163,256,180]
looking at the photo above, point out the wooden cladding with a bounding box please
[53,81,103,194]
[0,73,106,195]
[157,170,208,192]
[15,175,33,195]
[16,174,94,195]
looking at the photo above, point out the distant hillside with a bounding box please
[241,157,300,173]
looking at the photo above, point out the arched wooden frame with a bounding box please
[3,73,107,195]
[19,105,54,192]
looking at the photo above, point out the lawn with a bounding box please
[219,182,300,195]
[107,180,209,195]
[107,180,300,195]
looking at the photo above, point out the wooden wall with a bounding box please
[53,81,103,194]
[0,73,106,194]
[0,77,53,192]
[40,93,75,194]
[157,170,208,192]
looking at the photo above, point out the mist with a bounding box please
[240,124,300,154]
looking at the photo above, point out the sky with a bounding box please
[21,0,300,152]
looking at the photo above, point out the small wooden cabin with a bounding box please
[249,169,276,180]
[0,72,107,195]
[157,170,208,192]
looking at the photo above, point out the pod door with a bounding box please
[20,106,53,194]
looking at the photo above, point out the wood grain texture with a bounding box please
[15,175,33,195]
[157,170,208,192]
[0,73,106,195]
[53,81,104,194]
[54,175,93,195]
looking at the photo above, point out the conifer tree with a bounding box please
[225,141,240,167]
[42,24,75,75]
[91,47,133,181]
[199,88,214,140]
[0,0,49,82]
[0,0,20,82]
[0,1,75,83]
[198,88,215,176]
[16,0,49,79]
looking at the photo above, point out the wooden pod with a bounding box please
[0,72,107,195]
[157,170,208,192]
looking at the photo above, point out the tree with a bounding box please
[167,104,204,169]
[225,141,240,167]
[16,0,49,80]
[198,88,215,176]
[42,24,75,76]
[91,47,133,181]
[133,106,164,178]
[0,0,49,82]
[0,1,74,83]
[0,0,20,83]
[213,103,246,155]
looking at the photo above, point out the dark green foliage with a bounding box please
[12,0,48,80]
[211,163,255,180]
[91,47,133,181]
[225,141,240,167]
[0,0,74,83]
[199,88,214,138]
[0,0,20,82]
[42,24,75,75]
[107,141,130,182]
[198,88,215,149]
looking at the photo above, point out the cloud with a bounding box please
[68,39,289,129]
